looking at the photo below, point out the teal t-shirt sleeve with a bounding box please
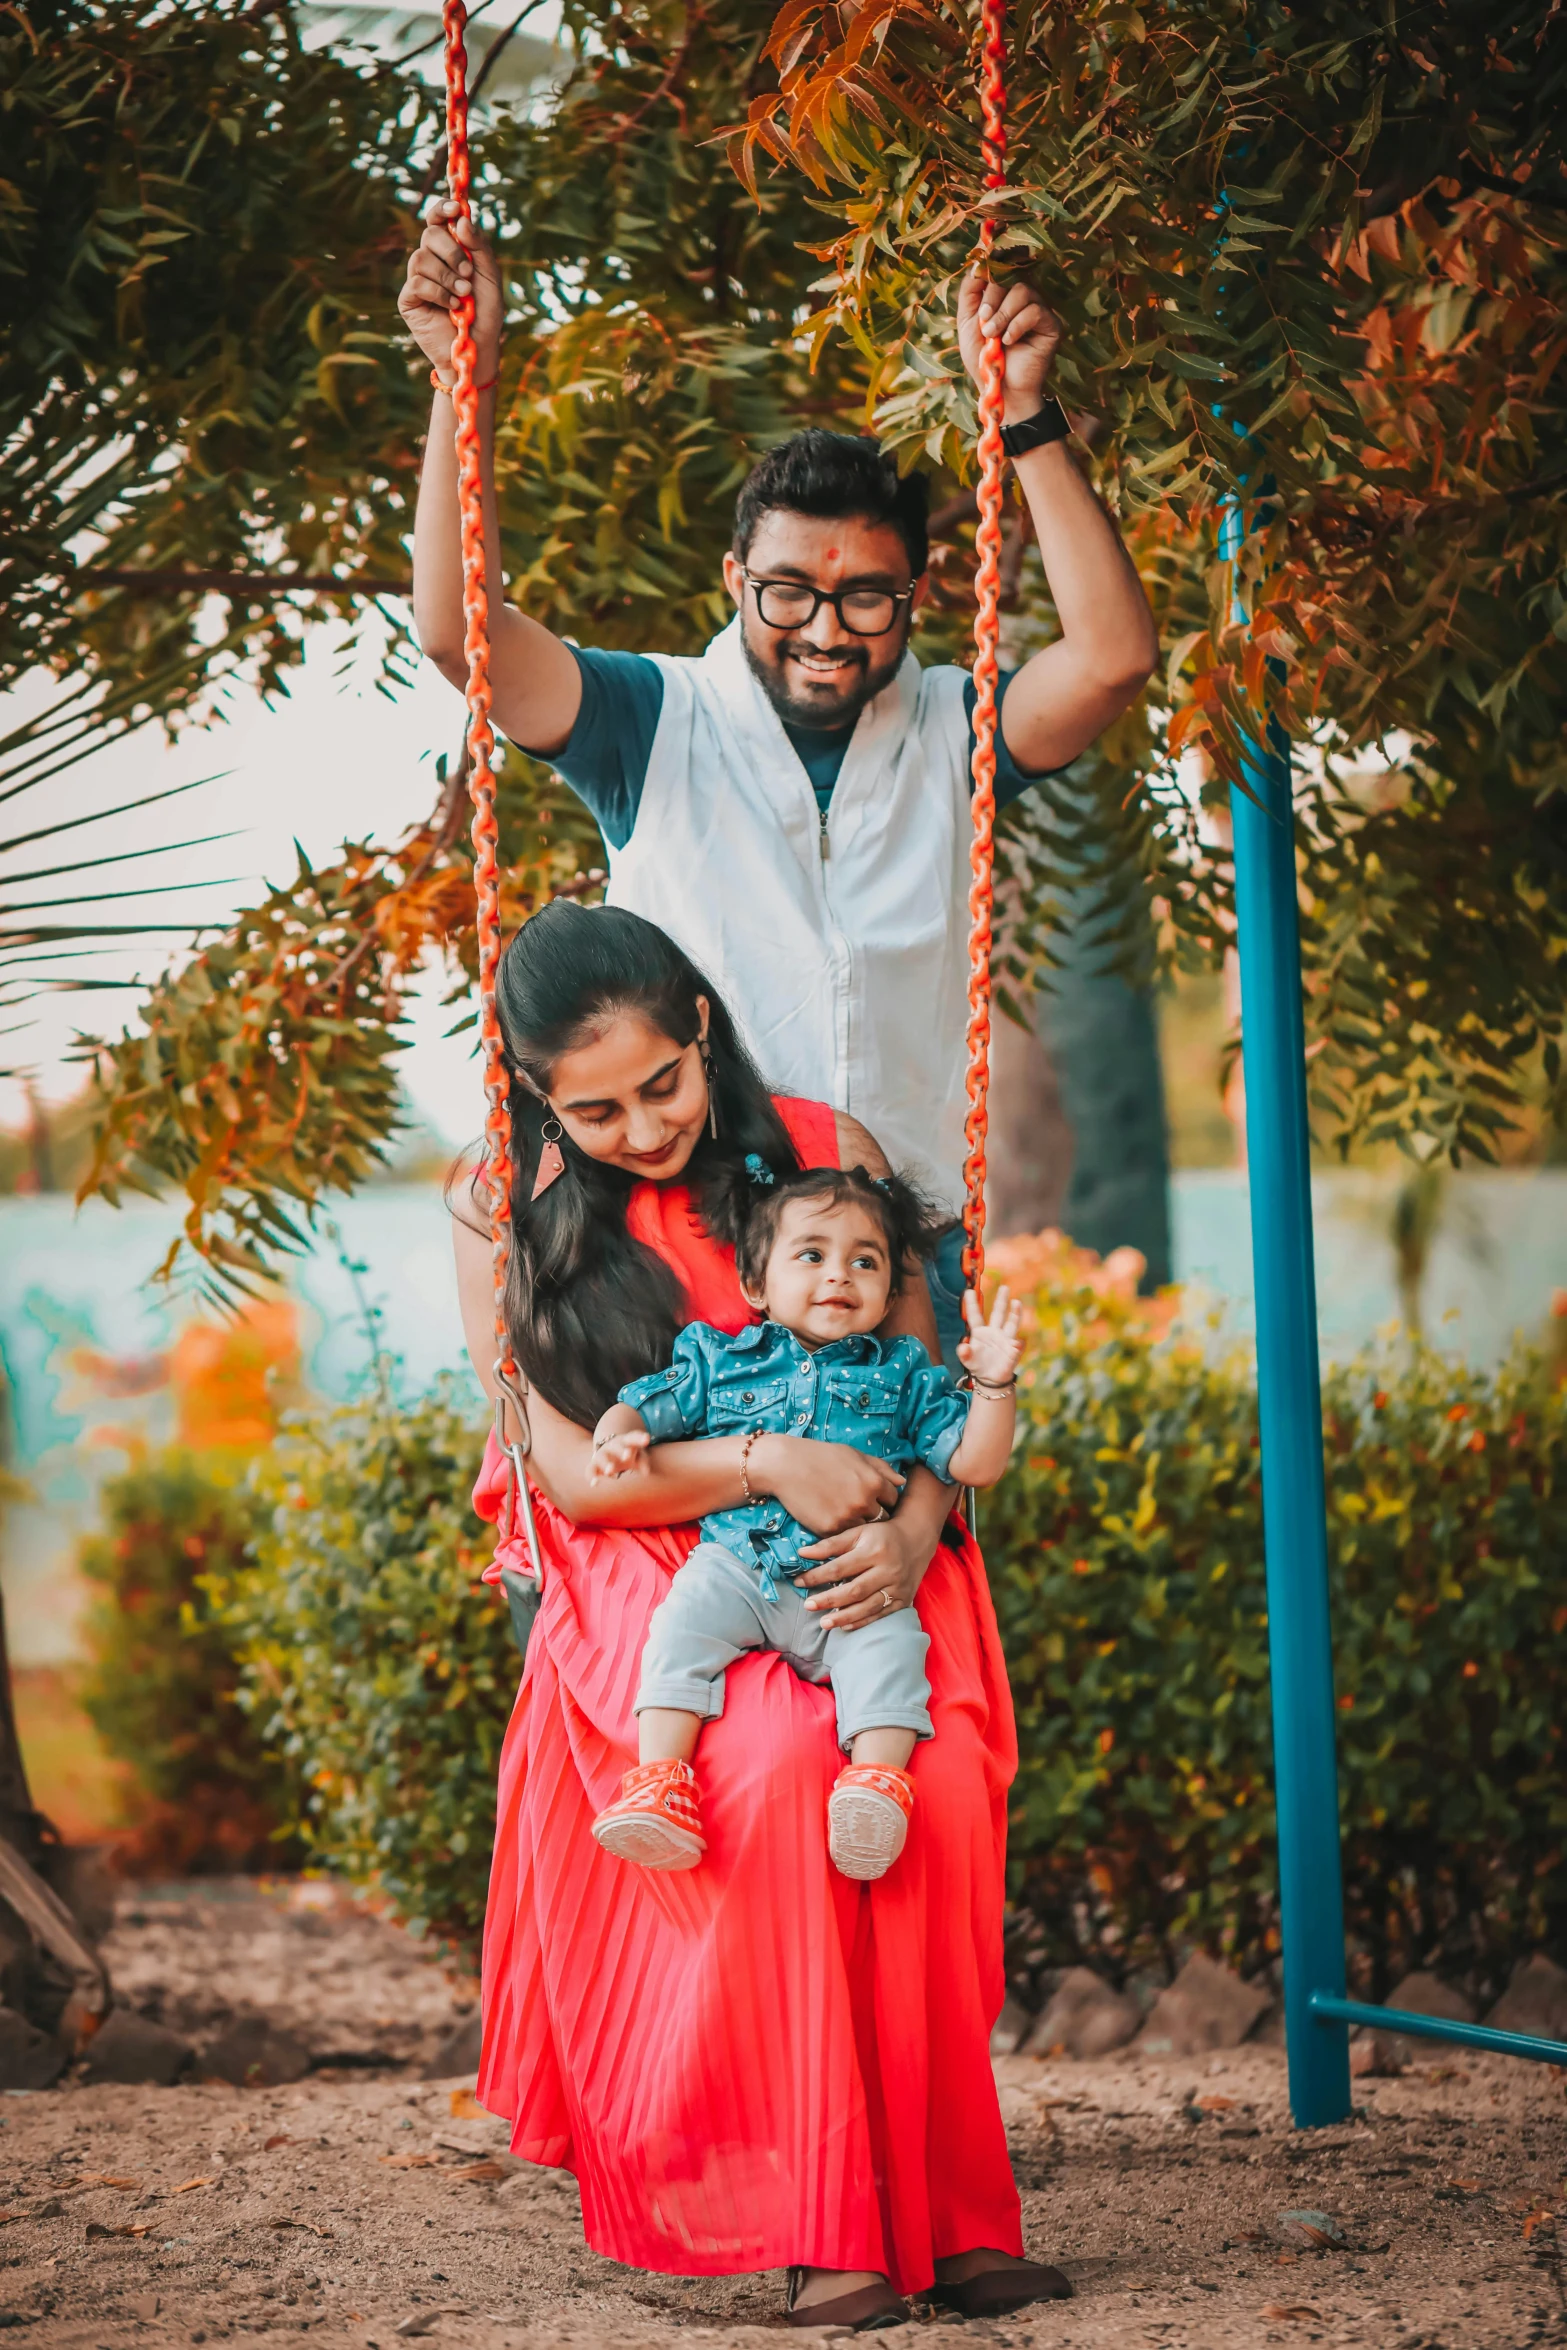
[963,669,1060,814]
[545,647,665,852]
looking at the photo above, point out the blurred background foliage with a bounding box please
[2,0,1562,1290]
[68,1237,1564,1994]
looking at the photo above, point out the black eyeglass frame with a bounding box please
[741,572,916,638]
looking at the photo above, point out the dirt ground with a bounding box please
[2,1880,1564,2350]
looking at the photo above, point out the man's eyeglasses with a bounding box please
[743,573,914,638]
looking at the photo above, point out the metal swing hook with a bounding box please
[493,1359,544,1586]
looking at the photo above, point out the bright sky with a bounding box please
[1,616,498,1150]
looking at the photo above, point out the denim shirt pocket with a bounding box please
[704,1374,790,1433]
[823,1365,904,1449]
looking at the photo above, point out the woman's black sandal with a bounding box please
[786,2268,912,2330]
[927,2257,1073,2318]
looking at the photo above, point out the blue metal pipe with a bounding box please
[1222,498,1352,2129]
[1310,1994,1567,2069]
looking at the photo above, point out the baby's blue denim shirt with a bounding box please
[619,1321,968,1597]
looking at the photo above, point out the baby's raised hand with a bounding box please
[590,1429,652,1482]
[957,1284,1023,1386]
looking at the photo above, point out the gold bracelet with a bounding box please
[738,1428,761,1501]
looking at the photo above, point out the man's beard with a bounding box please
[740,619,908,734]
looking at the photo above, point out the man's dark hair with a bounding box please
[734,1162,942,1299]
[733,430,930,578]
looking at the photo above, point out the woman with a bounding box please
[456,899,1070,2328]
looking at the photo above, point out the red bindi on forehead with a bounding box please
[827,547,839,560]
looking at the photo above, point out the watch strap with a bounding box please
[999,399,1071,460]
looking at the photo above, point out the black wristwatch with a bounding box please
[999,399,1071,460]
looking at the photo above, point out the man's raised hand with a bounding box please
[956,267,1061,426]
[399,199,503,383]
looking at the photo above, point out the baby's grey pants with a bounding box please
[636,1540,933,1751]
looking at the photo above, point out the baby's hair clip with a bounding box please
[872,1174,893,1195]
[744,1153,775,1188]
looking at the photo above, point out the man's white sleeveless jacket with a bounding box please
[604,619,974,1213]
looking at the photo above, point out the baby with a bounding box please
[587,1160,1023,1883]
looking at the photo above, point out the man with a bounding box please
[401,205,1158,1350]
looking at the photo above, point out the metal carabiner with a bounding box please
[493,1359,544,1586]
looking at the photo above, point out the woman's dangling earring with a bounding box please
[531,1115,567,1202]
[702,1045,719,1141]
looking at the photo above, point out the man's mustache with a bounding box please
[773,640,868,668]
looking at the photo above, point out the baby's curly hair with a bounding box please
[734,1162,943,1299]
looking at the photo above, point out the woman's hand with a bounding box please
[795,1465,955,1630]
[751,1435,903,1533]
[399,199,503,382]
[795,1513,928,1632]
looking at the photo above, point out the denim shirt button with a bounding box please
[795,1412,809,1426]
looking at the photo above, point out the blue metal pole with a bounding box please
[1309,1995,1567,2069]
[1222,501,1352,2129]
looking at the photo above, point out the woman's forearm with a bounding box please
[891,1466,962,1589]
[534,1430,759,1530]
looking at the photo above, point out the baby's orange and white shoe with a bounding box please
[828,1763,915,1881]
[592,1759,706,1871]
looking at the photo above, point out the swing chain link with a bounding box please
[442,0,1006,1570]
[445,0,543,1591]
[961,0,1008,1296]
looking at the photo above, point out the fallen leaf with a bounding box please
[1451,2176,1482,2192]
[262,2135,292,2152]
[267,2217,334,2240]
[1195,2093,1236,2112]
[380,2153,441,2171]
[447,2160,508,2184]
[448,2089,485,2121]
[396,2309,468,2338]
[1227,2231,1273,2248]
[1261,2306,1322,2323]
[85,2222,151,2240]
[73,2174,140,2193]
[1522,2210,1555,2242]
[1425,2065,1468,2083]
[173,2178,215,2194]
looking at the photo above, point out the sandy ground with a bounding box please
[2,1881,1563,2349]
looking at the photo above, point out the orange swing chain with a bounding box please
[443,0,542,1580]
[442,0,1001,1446]
[961,0,1008,1297]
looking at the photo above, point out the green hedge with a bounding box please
[222,1379,516,1948]
[77,1447,298,1869]
[983,1244,1567,2005]
[201,1269,1563,1996]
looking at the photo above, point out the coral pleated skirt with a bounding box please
[472,1439,1023,2294]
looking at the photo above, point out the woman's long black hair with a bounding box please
[486,900,803,1428]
